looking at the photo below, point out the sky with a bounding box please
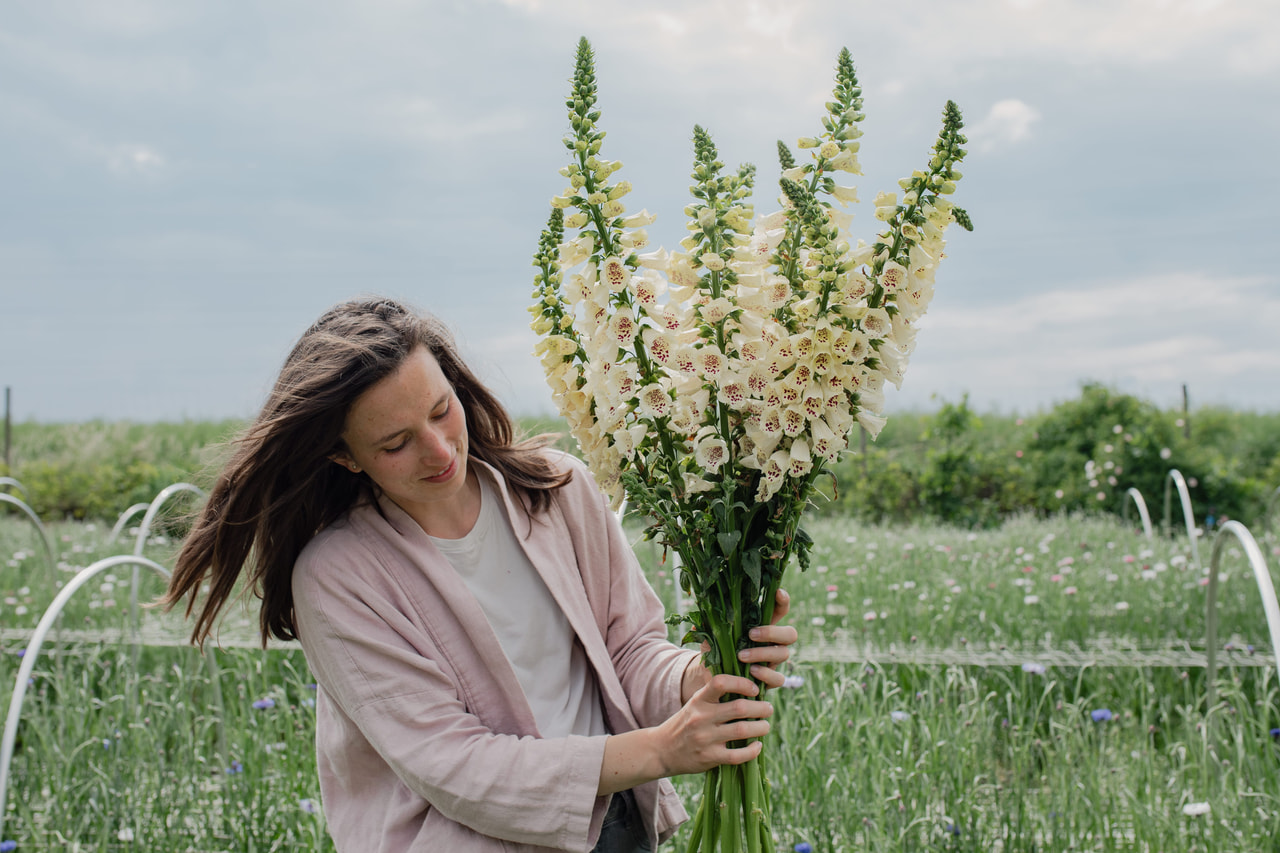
[1,0,1277,423]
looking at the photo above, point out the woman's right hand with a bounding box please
[655,673,773,776]
[598,673,772,795]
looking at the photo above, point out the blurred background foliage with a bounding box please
[1,386,1277,530]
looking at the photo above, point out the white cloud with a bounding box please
[904,271,1280,411]
[968,99,1041,151]
[108,144,167,177]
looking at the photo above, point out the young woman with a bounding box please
[162,297,797,852]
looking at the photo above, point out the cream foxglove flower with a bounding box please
[559,234,594,267]
[788,438,813,477]
[637,382,673,419]
[630,271,665,308]
[830,184,860,206]
[860,307,891,339]
[695,346,727,379]
[642,326,676,366]
[717,377,749,410]
[856,408,887,439]
[700,297,735,324]
[808,417,844,462]
[607,307,639,349]
[621,209,657,228]
[827,149,861,174]
[695,436,730,472]
[683,471,715,494]
[699,251,726,272]
[879,260,907,292]
[620,229,649,249]
[602,256,630,292]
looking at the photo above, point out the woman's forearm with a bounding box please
[598,728,668,796]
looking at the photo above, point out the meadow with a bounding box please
[1,503,1278,851]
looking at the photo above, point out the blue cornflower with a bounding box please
[794,844,813,853]
[252,697,276,710]
[299,798,319,814]
[1091,708,1113,723]
[102,738,112,749]
[1269,728,1280,741]
[944,823,961,836]
[1,840,17,852]
[226,760,244,775]
[307,683,318,690]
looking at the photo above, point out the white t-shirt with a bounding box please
[430,475,608,739]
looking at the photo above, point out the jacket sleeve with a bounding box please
[293,535,608,852]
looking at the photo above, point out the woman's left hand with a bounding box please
[737,588,799,690]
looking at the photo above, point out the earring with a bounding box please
[348,464,361,474]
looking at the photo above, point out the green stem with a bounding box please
[720,764,743,853]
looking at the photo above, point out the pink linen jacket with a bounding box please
[291,450,698,852]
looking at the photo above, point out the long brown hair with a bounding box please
[161,297,571,647]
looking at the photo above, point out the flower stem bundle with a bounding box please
[530,37,971,852]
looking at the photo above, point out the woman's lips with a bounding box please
[423,456,458,484]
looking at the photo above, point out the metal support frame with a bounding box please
[1204,521,1280,708]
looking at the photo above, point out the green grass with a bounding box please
[2,511,1279,850]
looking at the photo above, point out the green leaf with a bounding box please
[743,548,762,592]
[717,529,742,556]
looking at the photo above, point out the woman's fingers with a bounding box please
[770,587,791,624]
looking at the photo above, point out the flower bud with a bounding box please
[796,137,821,149]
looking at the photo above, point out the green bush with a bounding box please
[2,394,1276,528]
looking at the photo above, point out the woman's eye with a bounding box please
[433,404,450,421]
[384,439,409,453]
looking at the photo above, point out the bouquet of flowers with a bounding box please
[530,38,971,852]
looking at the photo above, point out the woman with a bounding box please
[162,297,797,852]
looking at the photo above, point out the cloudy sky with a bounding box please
[2,0,1277,423]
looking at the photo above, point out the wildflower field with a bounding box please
[1,506,1277,851]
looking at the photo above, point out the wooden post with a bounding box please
[3,387,9,472]
[1182,384,1191,440]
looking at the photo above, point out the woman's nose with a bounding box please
[418,425,451,461]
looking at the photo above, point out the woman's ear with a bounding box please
[329,451,361,474]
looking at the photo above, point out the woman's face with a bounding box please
[332,346,474,533]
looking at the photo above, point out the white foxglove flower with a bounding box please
[683,472,715,494]
[699,251,726,272]
[695,436,730,472]
[860,308,891,339]
[700,297,735,324]
[856,408,887,439]
[879,260,907,292]
[637,383,672,419]
[695,346,727,379]
[788,438,813,477]
[827,149,861,174]
[830,184,860,206]
[608,308,638,348]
